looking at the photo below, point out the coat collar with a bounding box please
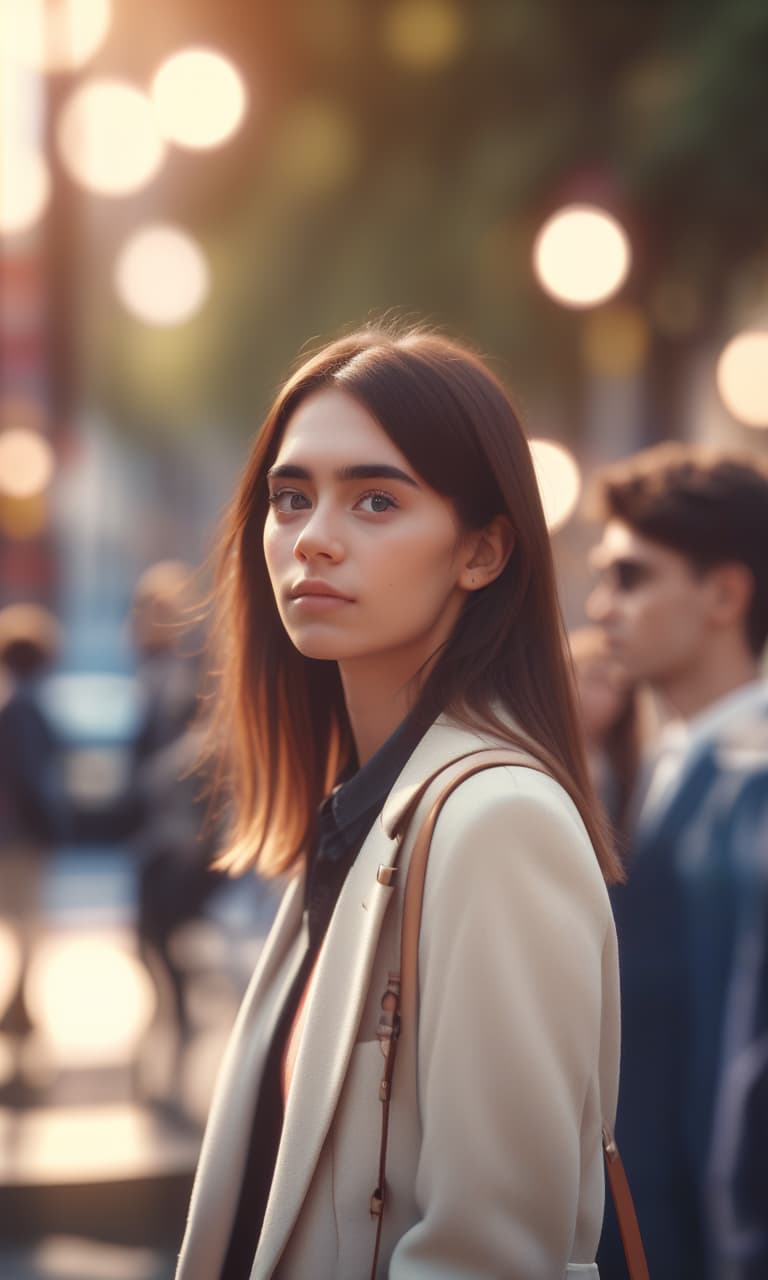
[253,713,513,1277]
[381,714,513,836]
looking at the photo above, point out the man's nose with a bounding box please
[586,580,614,622]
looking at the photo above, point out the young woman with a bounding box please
[176,327,622,1280]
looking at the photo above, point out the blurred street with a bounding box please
[2,1,768,1275]
[0,836,279,1279]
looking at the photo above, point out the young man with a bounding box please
[586,444,768,1280]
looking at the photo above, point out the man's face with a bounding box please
[586,519,716,690]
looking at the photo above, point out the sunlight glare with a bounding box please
[533,205,631,309]
[24,933,156,1065]
[151,48,247,150]
[0,429,54,498]
[0,145,50,235]
[529,438,582,532]
[716,330,768,428]
[114,224,210,326]
[0,0,111,72]
[57,78,166,196]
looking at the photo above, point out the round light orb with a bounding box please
[0,428,54,498]
[716,331,768,428]
[57,78,166,197]
[114,223,210,326]
[151,47,247,150]
[383,0,464,70]
[0,146,51,236]
[0,0,111,71]
[529,438,581,532]
[24,932,156,1065]
[533,204,631,309]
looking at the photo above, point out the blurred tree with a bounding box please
[76,0,768,445]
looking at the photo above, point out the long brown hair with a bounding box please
[207,326,622,883]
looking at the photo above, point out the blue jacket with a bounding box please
[599,683,768,1280]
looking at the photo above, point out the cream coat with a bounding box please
[175,716,620,1279]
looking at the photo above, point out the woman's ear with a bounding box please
[459,516,516,591]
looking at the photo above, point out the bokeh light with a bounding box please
[24,933,156,1065]
[151,48,248,150]
[0,493,49,539]
[0,428,55,498]
[533,204,631,309]
[0,145,51,236]
[114,224,210,326]
[529,438,582,531]
[57,79,166,196]
[382,0,465,70]
[0,0,111,72]
[275,99,359,194]
[582,303,650,378]
[716,330,768,428]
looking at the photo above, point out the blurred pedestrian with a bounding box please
[130,560,202,763]
[0,604,71,1056]
[587,443,768,1280]
[176,326,622,1280]
[568,623,648,836]
[128,562,223,1080]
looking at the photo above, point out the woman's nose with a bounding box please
[292,506,344,563]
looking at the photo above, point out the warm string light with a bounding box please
[529,438,581,532]
[533,204,631,309]
[716,331,768,428]
[114,224,210,326]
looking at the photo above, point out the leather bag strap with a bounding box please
[371,749,650,1280]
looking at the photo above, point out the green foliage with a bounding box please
[88,0,768,439]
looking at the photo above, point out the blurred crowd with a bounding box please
[0,560,277,1121]
[0,441,767,1280]
[574,444,768,1280]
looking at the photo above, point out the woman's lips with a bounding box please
[288,581,353,608]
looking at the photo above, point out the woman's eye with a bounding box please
[357,490,397,514]
[268,489,311,512]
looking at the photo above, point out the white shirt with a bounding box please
[636,679,768,835]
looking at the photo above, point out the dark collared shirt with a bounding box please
[220,711,427,1280]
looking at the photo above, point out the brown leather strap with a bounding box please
[602,1125,650,1280]
[371,749,650,1280]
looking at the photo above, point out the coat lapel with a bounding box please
[176,871,306,1280]
[253,815,400,1277]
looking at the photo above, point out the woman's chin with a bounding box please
[289,633,349,662]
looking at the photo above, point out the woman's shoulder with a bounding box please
[427,758,611,919]
[437,758,590,847]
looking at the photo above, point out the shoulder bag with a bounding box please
[369,748,649,1280]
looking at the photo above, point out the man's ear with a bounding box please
[458,516,516,591]
[708,562,754,629]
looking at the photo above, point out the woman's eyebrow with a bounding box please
[337,463,420,487]
[267,462,420,488]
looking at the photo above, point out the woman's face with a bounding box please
[263,387,474,681]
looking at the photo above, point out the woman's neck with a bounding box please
[339,661,419,766]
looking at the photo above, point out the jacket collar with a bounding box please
[381,713,513,836]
